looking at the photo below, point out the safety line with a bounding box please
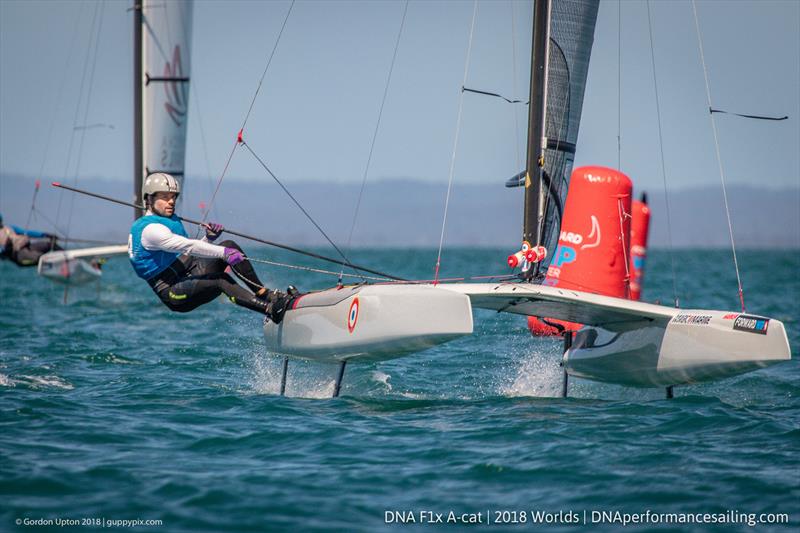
[691,0,746,312]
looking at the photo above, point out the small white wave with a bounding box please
[0,373,15,387]
[371,371,392,391]
[16,374,74,390]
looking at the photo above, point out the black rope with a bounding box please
[710,108,788,121]
[51,182,407,281]
[462,86,528,104]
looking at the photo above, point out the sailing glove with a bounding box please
[204,222,224,242]
[223,247,244,266]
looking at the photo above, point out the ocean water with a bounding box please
[1,248,798,532]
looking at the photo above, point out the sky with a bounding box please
[1,0,798,212]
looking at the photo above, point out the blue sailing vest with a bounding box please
[129,214,188,280]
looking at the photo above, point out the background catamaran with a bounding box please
[257,0,791,396]
[39,0,193,285]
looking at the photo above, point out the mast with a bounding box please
[133,1,143,220]
[522,0,552,277]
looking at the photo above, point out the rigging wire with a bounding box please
[64,0,106,249]
[341,0,409,280]
[645,0,680,307]
[433,0,479,285]
[249,257,392,283]
[191,82,219,223]
[250,256,519,285]
[27,1,86,232]
[240,141,361,279]
[617,0,622,170]
[202,0,296,223]
[691,0,746,312]
[24,181,41,232]
[54,0,101,236]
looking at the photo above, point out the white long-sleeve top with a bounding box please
[141,219,226,259]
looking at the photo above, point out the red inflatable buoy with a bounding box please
[528,166,632,336]
[629,195,650,301]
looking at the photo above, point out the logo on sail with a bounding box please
[163,45,187,127]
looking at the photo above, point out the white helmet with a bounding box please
[142,172,181,203]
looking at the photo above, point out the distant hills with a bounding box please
[1,175,797,248]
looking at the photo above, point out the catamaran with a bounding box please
[260,0,791,396]
[39,0,193,285]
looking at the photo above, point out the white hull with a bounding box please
[440,282,791,387]
[564,311,791,387]
[263,284,474,362]
[38,257,102,285]
[263,281,791,388]
[37,245,128,286]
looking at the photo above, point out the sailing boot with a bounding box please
[265,292,292,324]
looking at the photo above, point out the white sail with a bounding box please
[141,0,193,192]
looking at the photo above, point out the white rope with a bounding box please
[434,0,478,284]
[691,0,746,312]
[248,257,392,282]
[645,0,680,307]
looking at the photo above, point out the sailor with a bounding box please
[0,213,62,267]
[128,172,292,322]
